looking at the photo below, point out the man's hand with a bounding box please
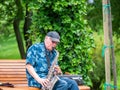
[54,65,62,75]
[37,78,49,87]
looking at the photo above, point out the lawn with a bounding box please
[0,36,20,59]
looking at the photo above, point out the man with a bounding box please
[26,31,79,90]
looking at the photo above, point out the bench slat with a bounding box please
[0,86,39,90]
[0,69,25,72]
[0,71,26,74]
[0,77,27,80]
[0,67,25,69]
[0,60,25,62]
[0,63,25,66]
[0,74,26,78]
[0,81,28,84]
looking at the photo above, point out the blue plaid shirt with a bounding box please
[26,42,57,88]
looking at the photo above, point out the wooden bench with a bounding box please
[0,60,90,90]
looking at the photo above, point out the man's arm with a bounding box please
[26,64,49,87]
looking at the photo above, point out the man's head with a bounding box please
[44,31,60,51]
[47,31,60,42]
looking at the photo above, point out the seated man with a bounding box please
[26,31,79,90]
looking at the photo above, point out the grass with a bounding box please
[0,36,20,59]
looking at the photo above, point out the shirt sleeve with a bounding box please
[26,45,37,66]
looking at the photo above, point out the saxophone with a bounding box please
[42,50,60,90]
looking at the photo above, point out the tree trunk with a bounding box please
[102,0,111,90]
[13,0,26,59]
[108,1,117,90]
[13,19,26,59]
[23,3,32,50]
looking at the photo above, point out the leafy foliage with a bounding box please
[88,32,105,90]
[26,0,94,85]
[111,0,120,37]
[0,0,16,38]
[87,0,120,36]
[87,0,120,89]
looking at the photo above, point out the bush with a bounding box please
[27,0,94,85]
[90,32,120,90]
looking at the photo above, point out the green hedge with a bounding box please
[27,0,94,85]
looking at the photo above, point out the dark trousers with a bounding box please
[53,77,79,90]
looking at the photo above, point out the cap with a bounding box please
[47,31,60,42]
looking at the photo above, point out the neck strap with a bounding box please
[44,43,50,69]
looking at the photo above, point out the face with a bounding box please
[45,36,58,51]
